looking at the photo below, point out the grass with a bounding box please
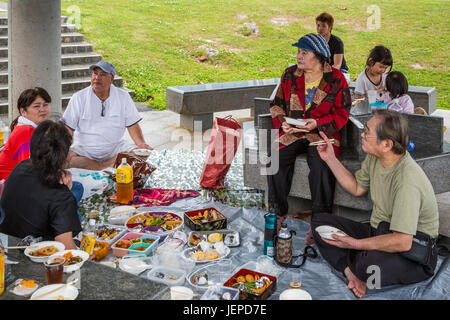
[10,0,450,110]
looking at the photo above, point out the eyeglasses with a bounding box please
[101,100,106,117]
[363,124,377,139]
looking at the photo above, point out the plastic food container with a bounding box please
[186,260,233,293]
[95,224,127,246]
[184,208,227,231]
[118,255,152,275]
[200,286,239,300]
[147,266,186,286]
[111,232,160,257]
[188,230,240,247]
[223,268,277,300]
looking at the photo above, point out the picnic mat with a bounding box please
[80,194,448,300]
[78,149,264,226]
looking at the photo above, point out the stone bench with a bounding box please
[253,81,438,126]
[166,79,279,130]
[243,103,450,235]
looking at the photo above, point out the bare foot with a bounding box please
[344,267,366,298]
[304,227,315,245]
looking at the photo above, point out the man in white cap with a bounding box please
[61,61,152,170]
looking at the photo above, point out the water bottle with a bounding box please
[275,223,296,265]
[116,158,134,204]
[80,219,97,255]
[264,209,277,257]
[408,140,415,158]
[0,239,4,296]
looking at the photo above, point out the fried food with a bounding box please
[205,251,220,260]
[236,276,246,283]
[208,233,222,243]
[189,233,202,246]
[29,245,58,257]
[192,251,205,261]
[245,274,255,283]
[96,227,120,240]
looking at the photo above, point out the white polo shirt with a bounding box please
[61,85,142,161]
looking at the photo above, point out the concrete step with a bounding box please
[0,52,102,71]
[0,32,85,46]
[0,42,94,58]
[0,23,77,37]
[0,63,99,84]
[0,16,68,26]
[0,77,124,99]
[0,84,134,114]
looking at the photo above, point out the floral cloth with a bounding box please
[107,188,201,207]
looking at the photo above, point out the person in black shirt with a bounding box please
[0,120,81,249]
[315,12,349,74]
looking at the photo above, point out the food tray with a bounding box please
[223,268,277,300]
[147,266,186,286]
[188,230,240,247]
[95,223,127,246]
[200,286,240,300]
[186,260,233,293]
[182,244,230,264]
[184,208,227,231]
[111,232,160,257]
[125,211,183,238]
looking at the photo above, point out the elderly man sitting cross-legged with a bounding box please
[311,110,439,298]
[61,60,152,170]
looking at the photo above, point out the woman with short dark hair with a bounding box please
[267,33,351,242]
[0,120,81,249]
[0,87,51,180]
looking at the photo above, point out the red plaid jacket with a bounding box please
[270,63,351,157]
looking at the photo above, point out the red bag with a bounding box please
[200,116,242,190]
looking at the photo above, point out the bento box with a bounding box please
[95,224,127,246]
[111,232,160,257]
[184,208,227,231]
[125,211,183,238]
[223,268,277,300]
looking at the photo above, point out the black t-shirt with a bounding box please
[0,160,81,240]
[328,34,348,72]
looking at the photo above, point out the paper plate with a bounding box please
[49,250,89,273]
[24,241,66,263]
[315,225,347,240]
[280,289,312,300]
[30,284,79,300]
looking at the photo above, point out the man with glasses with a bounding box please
[61,61,152,170]
[310,110,439,298]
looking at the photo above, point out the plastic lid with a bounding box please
[281,223,288,229]
[121,158,127,164]
[89,219,96,226]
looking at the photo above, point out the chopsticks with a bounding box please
[171,289,198,298]
[309,139,335,146]
[30,278,79,300]
[6,245,38,250]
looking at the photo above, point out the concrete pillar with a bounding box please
[8,0,61,124]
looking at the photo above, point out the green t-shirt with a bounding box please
[355,152,439,238]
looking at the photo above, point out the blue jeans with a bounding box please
[70,181,84,222]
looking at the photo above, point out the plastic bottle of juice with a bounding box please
[116,158,134,204]
[80,219,97,255]
[0,239,5,296]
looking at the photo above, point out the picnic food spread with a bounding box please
[29,246,59,257]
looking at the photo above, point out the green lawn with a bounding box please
[37,1,450,110]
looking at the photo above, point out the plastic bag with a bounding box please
[108,152,156,188]
[200,116,242,190]
[69,168,112,200]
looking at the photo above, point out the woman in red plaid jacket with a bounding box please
[267,34,351,243]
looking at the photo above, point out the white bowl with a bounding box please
[170,286,194,300]
[24,241,66,263]
[30,284,79,300]
[133,148,151,157]
[315,225,347,240]
[49,250,89,273]
[279,289,312,300]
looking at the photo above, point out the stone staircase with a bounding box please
[0,14,134,115]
